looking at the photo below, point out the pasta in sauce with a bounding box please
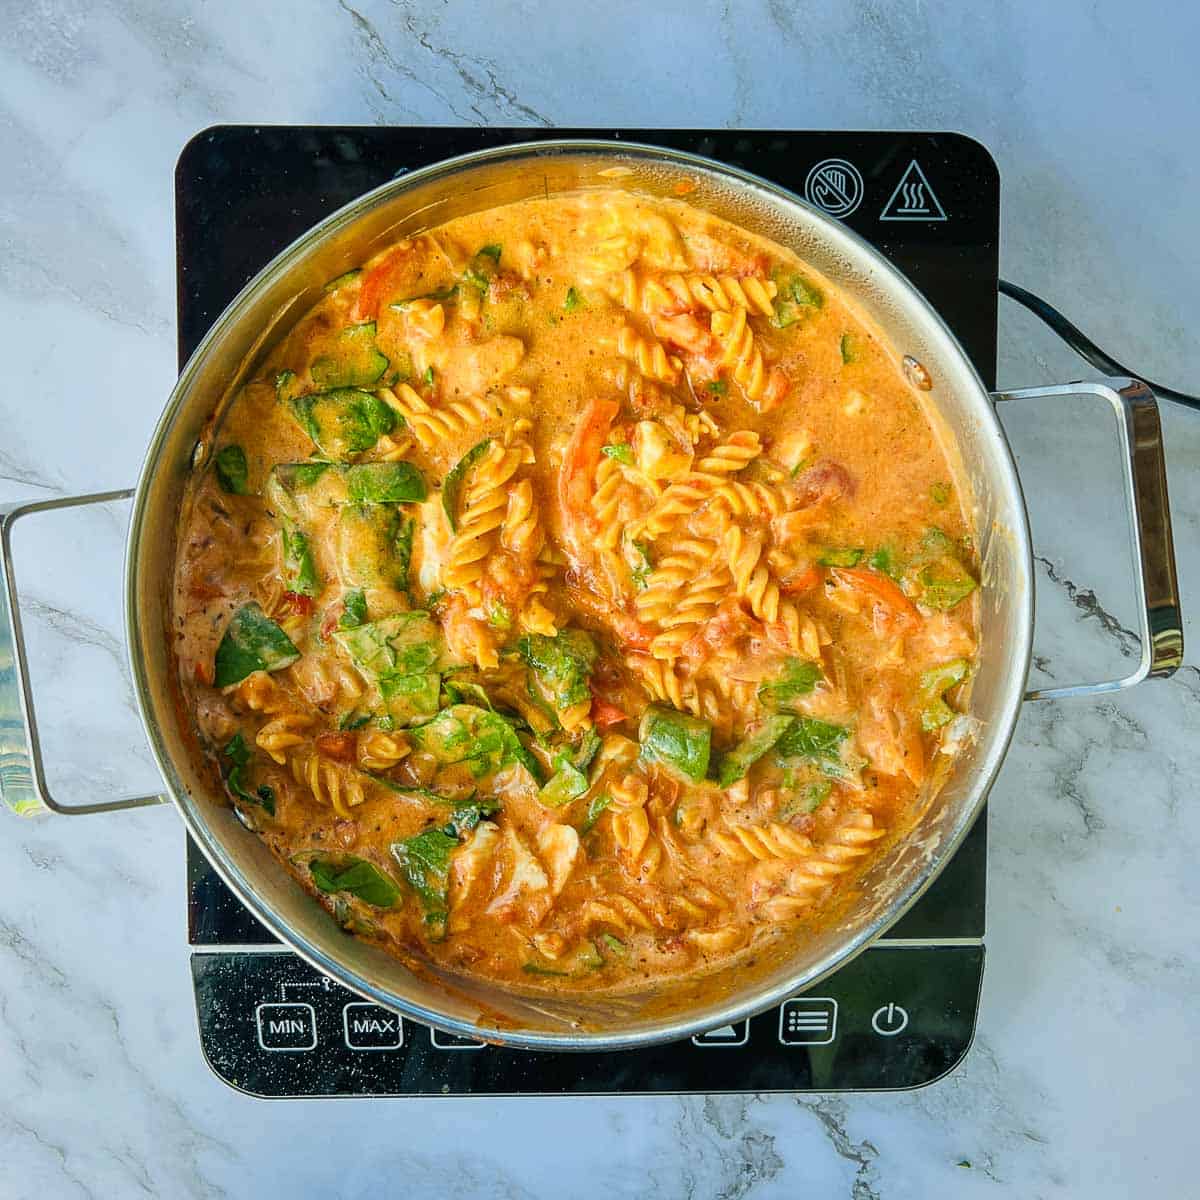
[173,192,979,992]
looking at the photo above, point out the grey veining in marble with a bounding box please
[1,1,1198,1196]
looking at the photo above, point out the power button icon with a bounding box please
[870,1003,909,1037]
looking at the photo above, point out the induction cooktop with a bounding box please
[178,126,996,1097]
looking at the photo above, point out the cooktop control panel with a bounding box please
[179,125,997,1096]
[193,945,982,1096]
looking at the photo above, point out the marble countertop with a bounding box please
[2,1,1198,1195]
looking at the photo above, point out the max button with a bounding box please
[343,1003,403,1050]
[871,1003,909,1037]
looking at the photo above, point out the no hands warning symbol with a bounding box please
[880,160,948,222]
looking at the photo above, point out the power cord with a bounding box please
[998,279,1200,412]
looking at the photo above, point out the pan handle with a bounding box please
[992,377,1183,700]
[0,490,168,816]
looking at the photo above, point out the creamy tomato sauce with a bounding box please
[172,192,979,993]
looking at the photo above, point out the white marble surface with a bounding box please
[2,1,1199,1195]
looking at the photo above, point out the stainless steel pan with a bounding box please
[0,140,1183,1050]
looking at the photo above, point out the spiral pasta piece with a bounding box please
[443,439,532,603]
[711,307,766,402]
[464,440,529,507]
[699,670,758,727]
[627,653,689,710]
[592,456,623,550]
[820,809,887,863]
[758,812,887,918]
[612,270,778,317]
[501,478,544,561]
[608,774,662,879]
[616,323,681,384]
[373,431,417,462]
[635,539,717,623]
[558,698,594,732]
[255,713,313,764]
[695,430,761,474]
[649,567,730,661]
[607,772,649,813]
[378,384,504,453]
[773,602,827,659]
[228,672,291,716]
[356,730,411,772]
[638,432,761,539]
[724,526,780,622]
[637,476,719,540]
[710,821,815,862]
[581,894,655,933]
[683,274,777,316]
[686,925,747,954]
[288,752,366,819]
[443,487,507,601]
[519,550,559,636]
[709,480,787,521]
[670,881,730,922]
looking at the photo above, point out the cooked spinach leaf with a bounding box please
[309,322,389,389]
[410,704,541,781]
[378,672,441,725]
[442,439,492,532]
[222,732,275,816]
[345,461,426,504]
[639,706,711,783]
[309,856,401,908]
[335,612,442,679]
[281,520,319,597]
[391,827,458,935]
[213,603,300,687]
[716,714,795,787]
[756,658,823,710]
[213,445,249,495]
[518,629,598,712]
[289,388,395,459]
[776,717,848,760]
[339,588,368,629]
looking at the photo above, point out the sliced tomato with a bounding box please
[681,598,761,667]
[655,312,717,357]
[590,696,628,729]
[315,731,358,763]
[780,564,822,595]
[281,591,315,616]
[559,397,620,559]
[353,244,415,322]
[320,604,343,639]
[831,567,921,625]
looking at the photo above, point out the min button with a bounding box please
[256,1002,317,1051]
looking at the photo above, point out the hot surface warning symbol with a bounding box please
[880,160,947,221]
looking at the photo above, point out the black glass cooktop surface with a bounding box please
[179,126,997,1097]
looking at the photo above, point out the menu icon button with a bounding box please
[778,998,838,1046]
